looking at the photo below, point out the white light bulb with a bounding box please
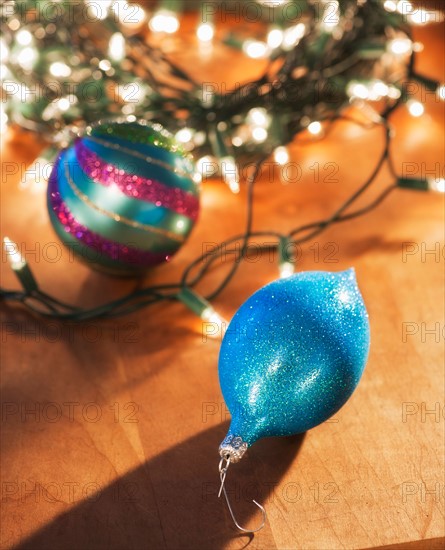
[279,261,294,279]
[274,146,290,165]
[437,85,445,101]
[387,86,402,99]
[369,80,389,99]
[407,100,424,117]
[197,23,214,42]
[396,0,413,14]
[197,156,217,179]
[17,47,37,70]
[243,40,269,59]
[347,82,369,100]
[388,38,412,55]
[57,97,73,111]
[308,121,322,135]
[267,28,284,49]
[252,127,268,143]
[408,9,429,25]
[282,23,305,51]
[149,10,179,34]
[201,307,227,339]
[85,0,110,20]
[428,178,445,193]
[175,128,193,143]
[248,108,269,127]
[99,59,112,72]
[50,62,72,78]
[3,237,25,270]
[383,0,397,12]
[16,29,32,46]
[108,32,125,61]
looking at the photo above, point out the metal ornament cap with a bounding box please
[219,435,248,463]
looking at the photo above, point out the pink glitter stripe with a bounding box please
[75,140,199,221]
[48,159,172,267]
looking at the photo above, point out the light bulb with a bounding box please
[396,0,413,14]
[383,0,397,11]
[243,40,269,59]
[437,85,445,101]
[197,156,217,179]
[49,62,72,78]
[347,82,369,100]
[175,128,194,143]
[279,261,295,279]
[274,146,290,165]
[108,33,125,61]
[85,0,110,20]
[407,100,424,117]
[388,38,412,55]
[201,308,227,339]
[247,108,269,127]
[282,24,305,51]
[428,178,445,193]
[197,23,214,42]
[149,10,179,34]
[17,46,37,70]
[252,127,268,143]
[369,80,389,100]
[3,237,25,271]
[267,28,284,49]
[307,121,322,135]
[16,29,33,46]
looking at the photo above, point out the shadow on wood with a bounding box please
[14,424,305,550]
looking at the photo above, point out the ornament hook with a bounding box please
[218,455,267,534]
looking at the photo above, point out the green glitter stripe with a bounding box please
[90,122,187,156]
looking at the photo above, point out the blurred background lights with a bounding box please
[149,10,180,34]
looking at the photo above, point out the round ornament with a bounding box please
[47,119,200,276]
[218,269,370,461]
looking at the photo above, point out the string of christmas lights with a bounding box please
[1,0,444,334]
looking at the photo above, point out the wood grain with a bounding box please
[1,13,444,550]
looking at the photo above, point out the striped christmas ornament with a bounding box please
[47,120,200,276]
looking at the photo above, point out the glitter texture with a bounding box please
[75,140,199,221]
[48,156,170,267]
[218,270,370,451]
[46,120,200,275]
[90,120,187,155]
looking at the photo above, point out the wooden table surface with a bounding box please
[1,12,444,550]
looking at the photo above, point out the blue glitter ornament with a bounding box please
[218,269,370,462]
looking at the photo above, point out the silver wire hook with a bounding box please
[218,455,267,534]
